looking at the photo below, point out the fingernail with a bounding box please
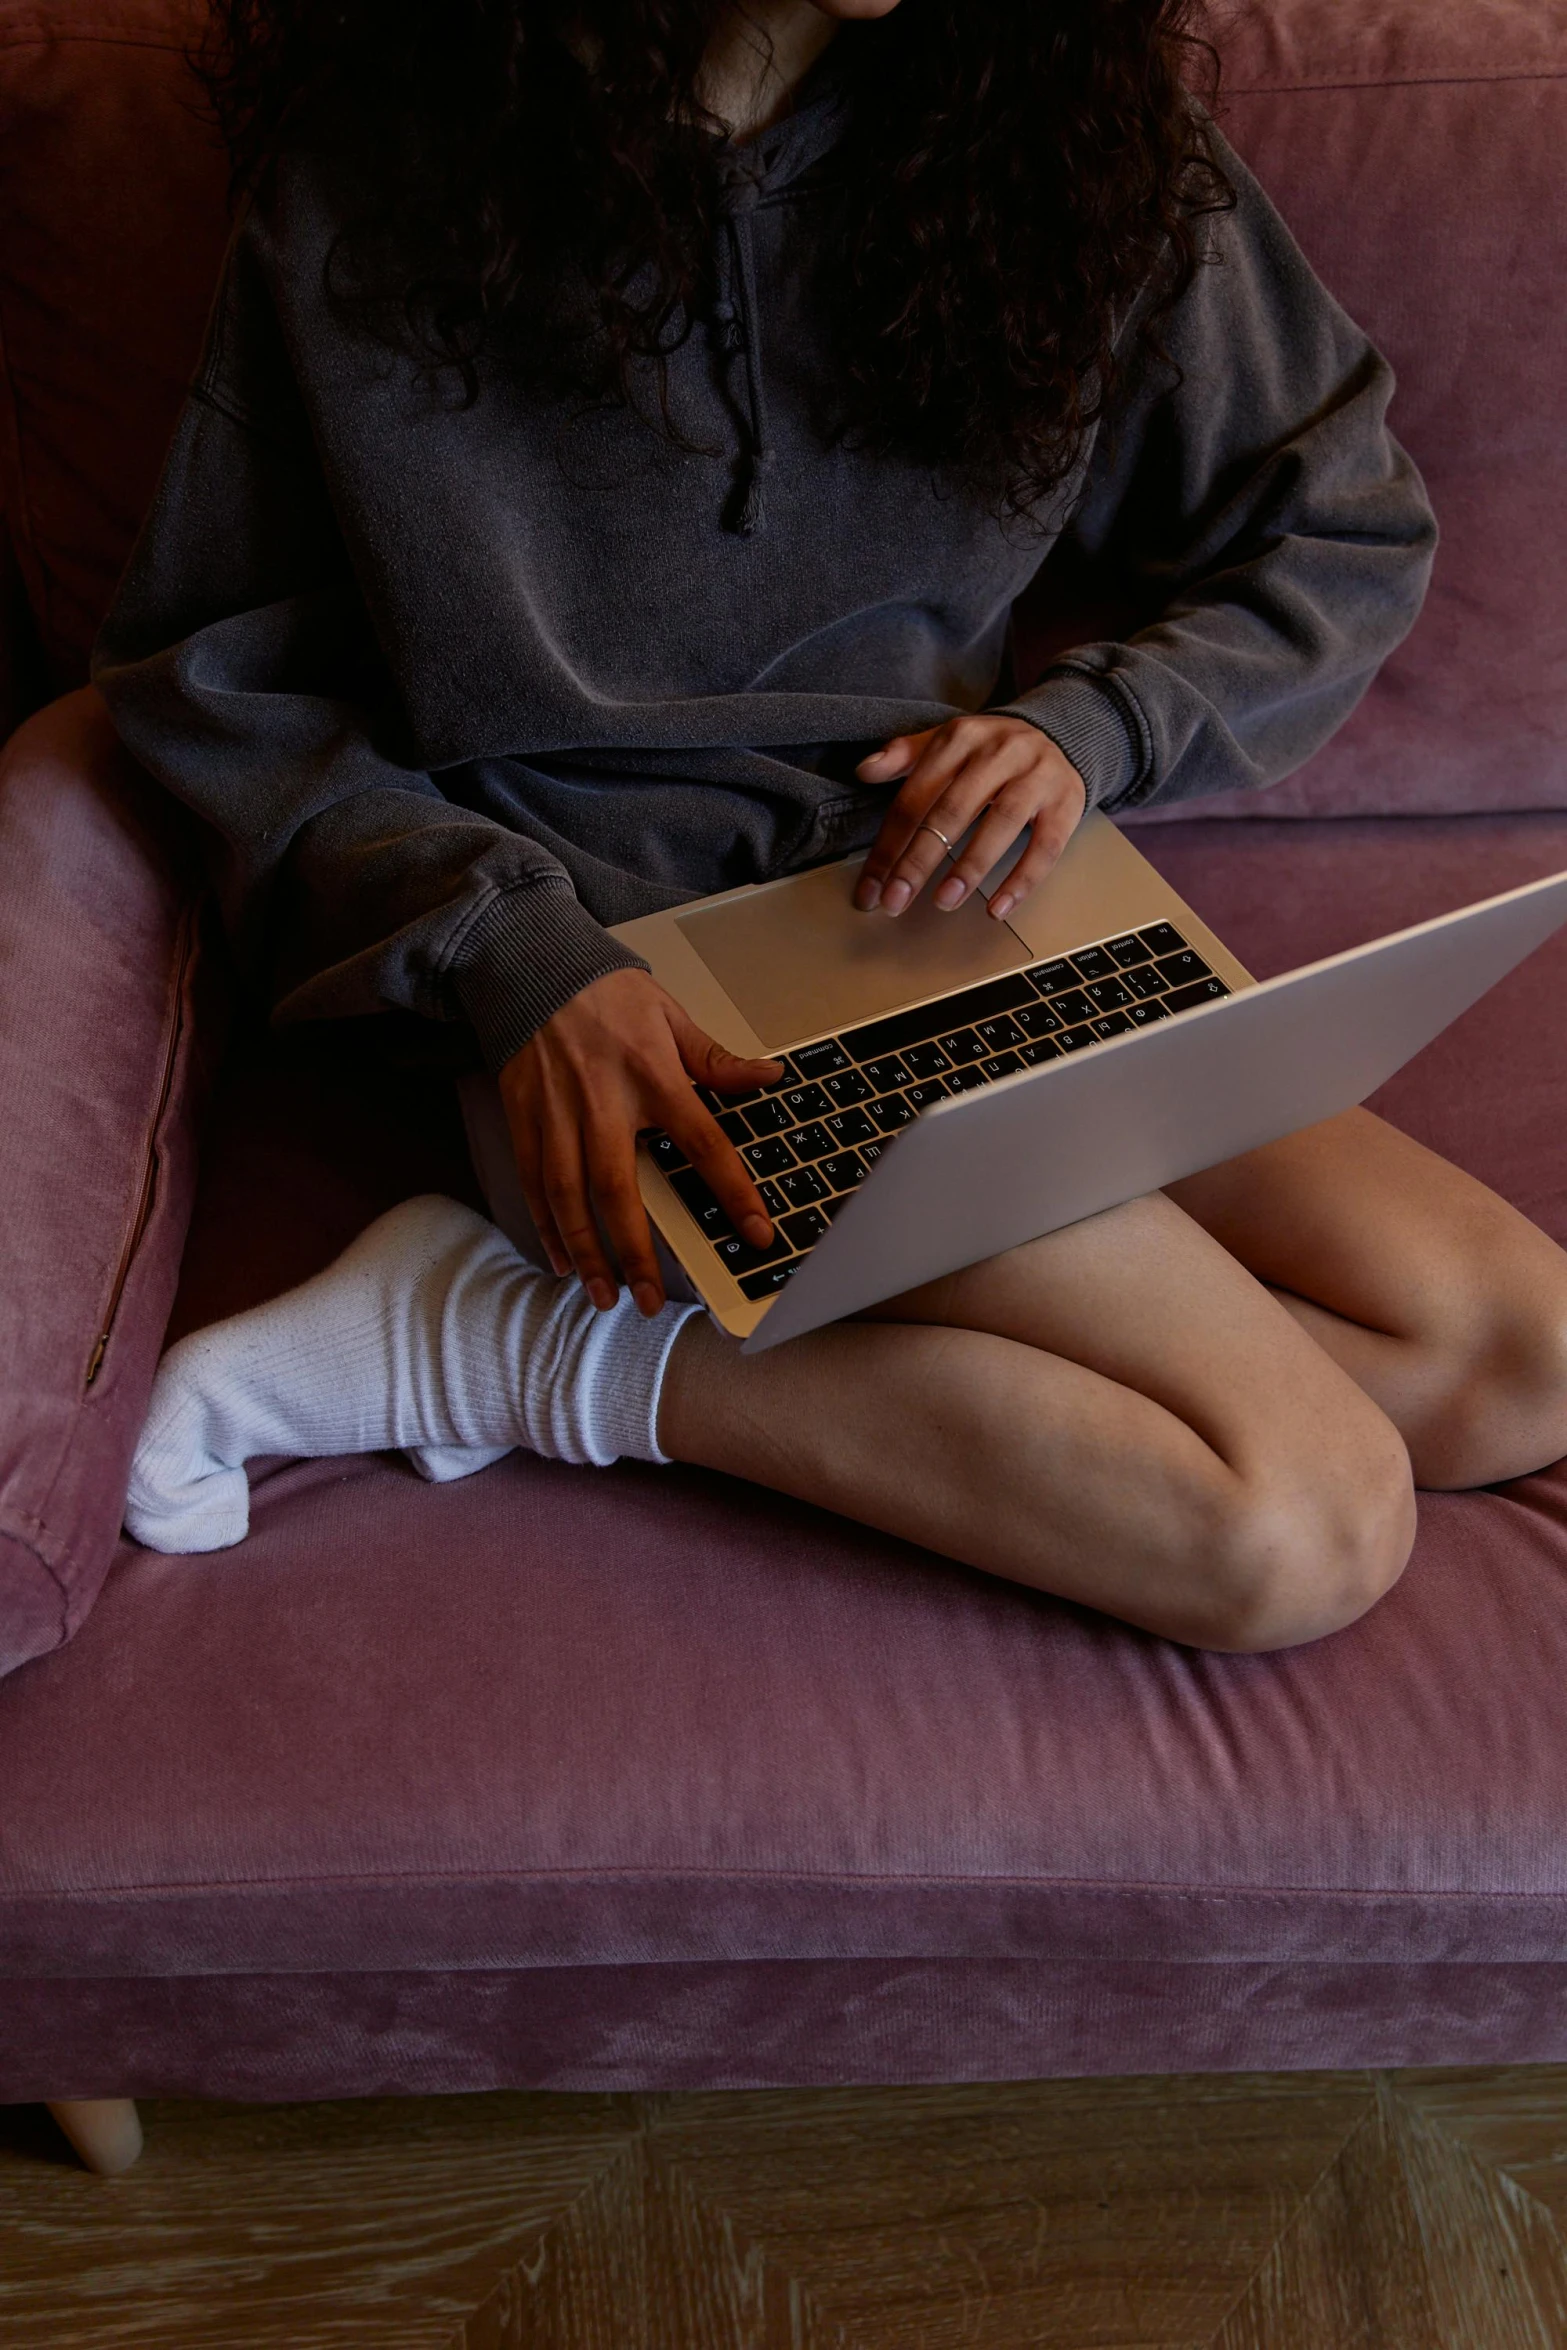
[633,1282,662,1318]
[588,1279,617,1311]
[857,878,882,910]
[935,876,966,911]
[990,893,1015,921]
[882,880,911,916]
[547,1250,571,1277]
[743,1214,772,1246]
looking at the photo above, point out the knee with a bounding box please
[1187,1418,1417,1654]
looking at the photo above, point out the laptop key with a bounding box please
[1018,1037,1060,1065]
[775,1163,830,1208]
[780,1205,830,1250]
[946,1064,988,1092]
[1125,963,1170,999]
[1091,1012,1133,1039]
[980,1051,1022,1080]
[937,1027,989,1065]
[1105,932,1151,968]
[819,1151,868,1193]
[862,1055,913,1093]
[859,1139,886,1167]
[1027,958,1079,995]
[717,1109,752,1144]
[781,1082,833,1124]
[839,971,1039,1063]
[826,1107,879,1149]
[823,1066,874,1106]
[1154,949,1213,988]
[741,1095,793,1137]
[976,1014,1024,1050]
[670,1169,734,1240]
[739,1261,799,1300]
[743,1136,797,1177]
[643,1131,689,1175]
[788,1121,839,1162]
[1086,976,1133,1012]
[1014,999,1063,1038]
[1127,997,1170,1026]
[900,1040,951,1079]
[1163,977,1229,1013]
[759,1179,789,1215]
[904,1078,951,1112]
[1072,944,1117,982]
[1137,921,1186,957]
[791,1038,850,1078]
[1057,1024,1098,1053]
[869,1093,915,1132]
[1049,987,1094,1025]
[715,1230,793,1275]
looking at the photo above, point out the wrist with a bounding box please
[451,882,650,1071]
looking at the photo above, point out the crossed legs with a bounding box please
[658,1109,1567,1650]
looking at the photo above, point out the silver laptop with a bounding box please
[611,815,1567,1352]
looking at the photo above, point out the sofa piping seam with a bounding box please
[4,1870,1563,1907]
[0,1512,70,1644]
[1226,68,1567,96]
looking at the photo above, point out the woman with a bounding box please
[101,0,1567,1648]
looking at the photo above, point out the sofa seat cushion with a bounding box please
[4,812,1567,1986]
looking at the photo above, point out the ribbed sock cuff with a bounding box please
[586,1298,704,1467]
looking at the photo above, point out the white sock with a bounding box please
[124,1195,702,1555]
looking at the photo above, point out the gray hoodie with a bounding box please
[93,71,1436,1072]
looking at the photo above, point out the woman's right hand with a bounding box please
[497,968,784,1317]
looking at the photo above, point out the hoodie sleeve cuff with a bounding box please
[998,667,1147,813]
[450,881,650,1071]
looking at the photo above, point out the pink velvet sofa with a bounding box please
[5,0,1567,2119]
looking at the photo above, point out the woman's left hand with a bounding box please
[853,714,1087,923]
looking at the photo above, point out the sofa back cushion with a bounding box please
[0,0,227,736]
[1124,0,1567,818]
[0,0,1563,813]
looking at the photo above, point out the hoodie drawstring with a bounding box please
[712,171,774,536]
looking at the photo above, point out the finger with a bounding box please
[541,1123,620,1311]
[855,721,1000,909]
[857,729,976,889]
[668,1010,784,1097]
[988,783,1088,921]
[665,1099,774,1247]
[925,769,1045,912]
[585,1119,666,1317]
[876,739,1038,916]
[511,1115,573,1278]
[855,727,937,786]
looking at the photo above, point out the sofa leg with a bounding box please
[46,2099,144,2176]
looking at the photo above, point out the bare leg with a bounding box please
[659,1188,1415,1653]
[1168,1109,1567,1488]
[46,2099,143,2176]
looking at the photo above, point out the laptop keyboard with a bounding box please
[642,920,1228,1303]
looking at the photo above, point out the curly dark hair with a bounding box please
[196,1,1234,513]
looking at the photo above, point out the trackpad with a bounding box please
[676,855,1031,1050]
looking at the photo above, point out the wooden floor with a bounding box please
[5,2068,1567,2346]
